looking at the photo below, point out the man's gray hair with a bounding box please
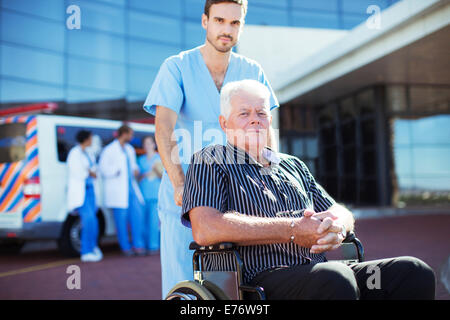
[220,79,271,119]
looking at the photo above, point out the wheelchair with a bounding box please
[165,232,364,300]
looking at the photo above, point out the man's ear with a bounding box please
[219,115,227,132]
[201,13,208,30]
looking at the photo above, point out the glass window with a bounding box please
[68,30,125,63]
[56,125,152,162]
[392,119,411,146]
[128,11,182,45]
[409,86,450,113]
[1,0,65,22]
[184,0,205,21]
[291,0,338,12]
[341,14,367,29]
[412,147,450,176]
[246,6,289,26]
[95,0,125,6]
[251,0,288,8]
[279,137,288,154]
[0,123,27,163]
[129,0,182,17]
[1,44,64,86]
[0,78,64,103]
[292,138,305,158]
[66,87,124,103]
[75,0,125,35]
[68,57,126,93]
[386,85,407,113]
[56,125,113,162]
[318,104,336,125]
[339,97,356,121]
[341,0,389,14]
[292,10,339,29]
[1,11,65,52]
[410,115,450,145]
[126,92,147,103]
[305,137,318,158]
[128,66,158,95]
[393,115,450,206]
[355,88,375,115]
[128,40,180,68]
[393,147,412,175]
[184,22,206,49]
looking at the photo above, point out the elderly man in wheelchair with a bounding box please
[166,80,435,300]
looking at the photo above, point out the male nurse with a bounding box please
[143,0,279,298]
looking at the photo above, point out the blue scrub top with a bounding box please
[138,154,162,201]
[143,46,279,216]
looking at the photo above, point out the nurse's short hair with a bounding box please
[220,79,271,120]
[117,124,133,137]
[204,0,248,18]
[76,130,92,144]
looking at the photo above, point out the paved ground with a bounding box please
[0,213,449,300]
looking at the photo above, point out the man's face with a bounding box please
[220,90,272,153]
[202,3,244,53]
[125,130,134,143]
[85,135,93,147]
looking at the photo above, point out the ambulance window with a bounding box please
[56,125,117,162]
[56,125,151,162]
[0,123,27,163]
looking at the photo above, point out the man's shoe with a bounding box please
[94,246,103,259]
[81,252,102,262]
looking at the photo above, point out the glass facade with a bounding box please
[0,0,400,106]
[281,84,450,207]
[389,85,450,207]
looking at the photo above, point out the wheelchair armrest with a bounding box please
[189,241,236,251]
[341,231,365,262]
[343,231,356,243]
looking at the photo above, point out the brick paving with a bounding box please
[0,213,448,300]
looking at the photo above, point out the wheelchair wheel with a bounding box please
[165,280,216,300]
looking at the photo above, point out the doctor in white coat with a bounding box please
[99,124,145,256]
[67,130,102,262]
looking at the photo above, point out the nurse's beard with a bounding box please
[206,34,235,53]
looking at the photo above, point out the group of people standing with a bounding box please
[66,124,162,262]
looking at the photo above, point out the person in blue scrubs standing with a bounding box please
[138,136,162,254]
[143,0,279,298]
[67,130,103,262]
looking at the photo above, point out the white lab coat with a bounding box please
[98,139,144,209]
[66,145,97,212]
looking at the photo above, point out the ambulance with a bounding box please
[0,105,155,256]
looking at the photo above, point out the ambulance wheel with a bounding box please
[58,211,105,257]
[58,214,81,257]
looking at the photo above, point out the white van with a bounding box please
[0,114,155,256]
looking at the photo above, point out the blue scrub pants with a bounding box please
[143,199,160,251]
[113,190,144,252]
[159,208,194,298]
[78,185,98,255]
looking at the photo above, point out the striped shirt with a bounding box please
[182,142,336,284]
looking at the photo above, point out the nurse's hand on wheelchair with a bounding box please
[174,184,184,206]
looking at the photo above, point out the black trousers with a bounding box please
[248,256,435,300]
